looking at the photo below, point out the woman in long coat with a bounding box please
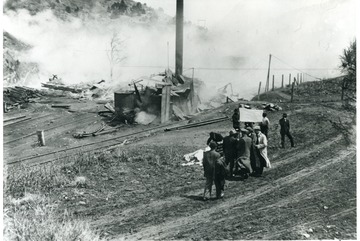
[250,126,271,177]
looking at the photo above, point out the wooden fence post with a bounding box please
[297,73,299,84]
[291,81,295,102]
[282,74,284,88]
[37,130,45,146]
[272,75,275,91]
[289,74,291,86]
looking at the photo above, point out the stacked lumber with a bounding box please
[3,86,43,110]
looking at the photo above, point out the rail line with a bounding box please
[7,117,229,166]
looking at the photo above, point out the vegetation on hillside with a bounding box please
[4,0,157,20]
[339,39,356,103]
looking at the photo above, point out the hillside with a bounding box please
[4,0,165,21]
[3,31,39,86]
[2,0,175,87]
[3,77,356,240]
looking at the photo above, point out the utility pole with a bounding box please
[265,54,272,92]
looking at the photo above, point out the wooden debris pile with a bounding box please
[262,103,282,111]
[3,86,43,111]
[41,82,85,93]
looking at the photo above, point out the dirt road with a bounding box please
[91,131,355,240]
[4,94,356,240]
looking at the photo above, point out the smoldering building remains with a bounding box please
[114,0,201,124]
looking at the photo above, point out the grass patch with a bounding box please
[3,193,104,241]
[4,145,198,239]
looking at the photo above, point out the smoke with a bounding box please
[3,0,356,100]
[3,9,176,89]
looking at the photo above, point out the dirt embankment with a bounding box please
[47,100,355,240]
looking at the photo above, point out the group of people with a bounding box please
[202,111,295,200]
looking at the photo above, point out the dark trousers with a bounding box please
[261,126,269,138]
[281,131,294,147]
[250,160,264,175]
[204,176,225,198]
[225,157,236,176]
[214,176,225,198]
[251,149,265,176]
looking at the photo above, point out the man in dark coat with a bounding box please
[203,141,226,200]
[232,108,240,131]
[206,132,224,155]
[236,128,253,178]
[279,113,295,148]
[223,129,238,177]
[260,112,270,138]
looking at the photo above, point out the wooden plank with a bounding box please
[3,115,27,122]
[51,104,70,109]
[41,83,84,93]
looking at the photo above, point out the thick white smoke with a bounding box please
[3,0,357,100]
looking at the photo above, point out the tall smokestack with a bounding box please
[175,0,184,76]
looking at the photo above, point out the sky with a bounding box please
[2,0,358,99]
[139,0,357,98]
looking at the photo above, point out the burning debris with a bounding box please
[263,103,282,111]
[114,69,204,125]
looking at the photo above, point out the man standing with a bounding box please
[223,129,238,177]
[203,141,226,200]
[206,132,224,155]
[232,108,240,131]
[260,112,270,138]
[279,113,295,148]
[236,128,253,178]
[250,126,271,177]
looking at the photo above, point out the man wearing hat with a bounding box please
[250,126,271,177]
[223,129,238,177]
[203,141,226,200]
[236,128,253,178]
[206,132,224,155]
[279,113,295,148]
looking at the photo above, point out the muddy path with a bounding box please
[85,130,356,240]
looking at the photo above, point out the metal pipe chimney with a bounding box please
[175,0,184,76]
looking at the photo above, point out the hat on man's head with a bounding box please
[254,126,261,131]
[283,113,288,117]
[246,127,253,132]
[229,129,237,135]
[240,128,248,134]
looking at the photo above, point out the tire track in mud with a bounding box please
[119,150,354,240]
[104,135,354,240]
[262,206,357,240]
[91,135,342,232]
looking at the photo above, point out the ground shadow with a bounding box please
[182,195,219,202]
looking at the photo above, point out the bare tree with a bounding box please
[106,33,127,81]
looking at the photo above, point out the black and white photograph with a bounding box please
[2,0,357,240]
